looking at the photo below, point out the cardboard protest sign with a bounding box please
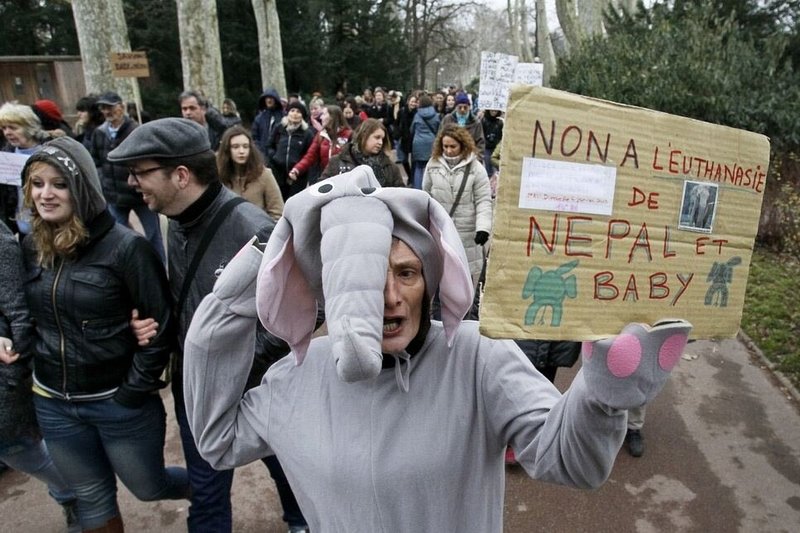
[0,151,29,186]
[480,86,769,340]
[111,52,150,78]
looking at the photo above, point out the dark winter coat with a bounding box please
[266,117,315,185]
[252,88,285,156]
[0,219,37,445]
[411,106,441,162]
[481,114,504,152]
[321,143,404,187]
[91,116,144,207]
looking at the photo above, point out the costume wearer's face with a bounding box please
[27,162,74,225]
[230,134,250,166]
[381,240,425,353]
[181,97,207,126]
[127,159,181,216]
[442,135,462,158]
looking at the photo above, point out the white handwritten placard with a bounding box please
[514,63,544,87]
[0,151,29,186]
[518,157,616,216]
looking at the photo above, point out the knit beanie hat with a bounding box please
[32,100,64,124]
[454,92,470,106]
[286,101,308,121]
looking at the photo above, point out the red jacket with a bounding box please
[292,126,352,176]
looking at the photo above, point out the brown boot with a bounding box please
[82,515,124,533]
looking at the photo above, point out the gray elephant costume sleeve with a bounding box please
[183,166,692,533]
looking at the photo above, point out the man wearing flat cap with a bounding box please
[91,91,165,263]
[108,118,309,533]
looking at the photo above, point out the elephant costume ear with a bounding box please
[256,218,318,365]
[426,199,474,345]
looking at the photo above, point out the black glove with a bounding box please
[474,231,489,245]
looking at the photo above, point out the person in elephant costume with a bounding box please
[176,166,693,532]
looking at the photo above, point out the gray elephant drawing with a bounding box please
[256,167,474,383]
[704,256,742,307]
[522,260,579,327]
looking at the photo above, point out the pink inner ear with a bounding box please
[658,334,688,371]
[428,213,473,344]
[606,333,642,378]
[581,341,593,360]
[257,238,317,365]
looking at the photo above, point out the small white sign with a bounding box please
[0,151,29,186]
[518,157,617,216]
[514,63,544,86]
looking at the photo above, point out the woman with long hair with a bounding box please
[289,105,352,187]
[20,137,189,532]
[423,125,492,284]
[217,125,284,218]
[321,118,404,187]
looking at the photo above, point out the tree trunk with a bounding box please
[535,0,557,85]
[251,0,286,96]
[508,0,521,58]
[70,0,140,104]
[555,0,608,52]
[176,0,225,107]
[518,0,533,62]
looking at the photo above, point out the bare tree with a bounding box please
[251,0,286,96]
[535,0,557,85]
[507,0,521,57]
[402,0,478,89]
[69,0,140,102]
[176,0,225,106]
[555,0,626,52]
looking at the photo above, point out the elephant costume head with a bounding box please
[256,166,474,383]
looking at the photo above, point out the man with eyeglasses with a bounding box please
[90,91,165,262]
[108,118,310,533]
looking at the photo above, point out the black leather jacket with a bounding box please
[23,210,174,407]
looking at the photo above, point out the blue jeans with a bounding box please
[484,148,497,176]
[0,435,75,505]
[173,377,235,533]
[34,394,189,529]
[412,160,427,190]
[108,203,166,264]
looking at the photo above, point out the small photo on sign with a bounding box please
[678,180,719,233]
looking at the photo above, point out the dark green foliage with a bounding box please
[552,0,800,255]
[277,0,414,97]
[0,0,78,55]
[554,2,800,147]
[741,248,800,385]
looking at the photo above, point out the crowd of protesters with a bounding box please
[0,82,656,532]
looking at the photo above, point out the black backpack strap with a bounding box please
[175,196,247,313]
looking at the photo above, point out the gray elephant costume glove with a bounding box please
[580,319,692,409]
[256,166,474,383]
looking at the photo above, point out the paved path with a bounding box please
[2,337,798,532]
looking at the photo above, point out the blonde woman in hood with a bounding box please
[20,137,189,532]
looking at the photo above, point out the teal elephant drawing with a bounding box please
[522,260,579,327]
[704,256,742,307]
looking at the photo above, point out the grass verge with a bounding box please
[741,247,800,387]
